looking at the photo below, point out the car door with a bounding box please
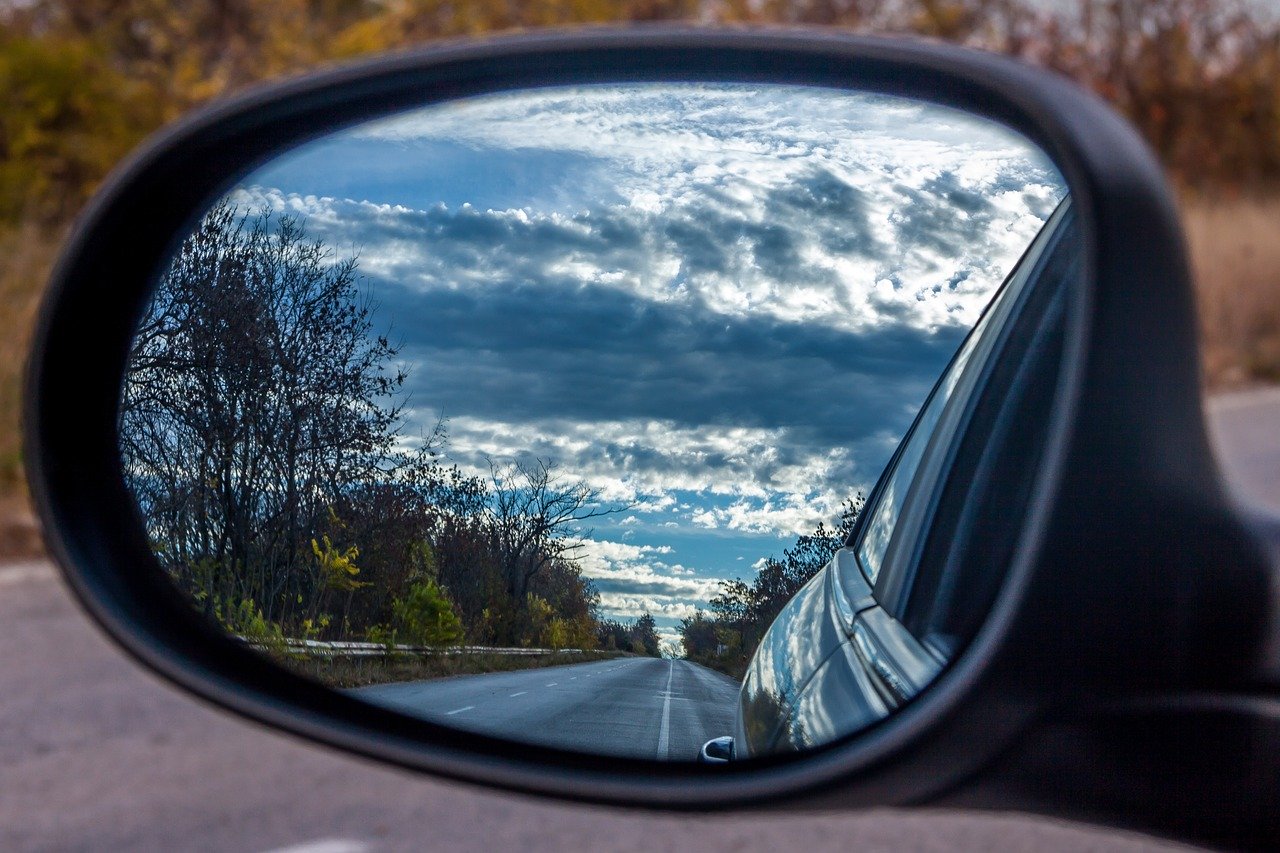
[739,197,1081,755]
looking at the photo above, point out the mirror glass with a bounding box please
[120,82,1069,760]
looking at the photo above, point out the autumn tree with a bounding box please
[596,615,661,656]
[686,497,863,677]
[631,612,662,657]
[120,202,431,630]
[484,458,627,602]
[713,496,864,634]
[677,610,720,660]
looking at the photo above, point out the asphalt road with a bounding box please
[1207,385,1280,509]
[353,657,739,760]
[0,563,1186,852]
[7,385,1274,851]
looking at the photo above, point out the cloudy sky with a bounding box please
[230,83,1065,651]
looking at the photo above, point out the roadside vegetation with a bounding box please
[278,648,632,689]
[679,499,862,679]
[1188,198,1280,389]
[4,0,1280,563]
[118,202,665,669]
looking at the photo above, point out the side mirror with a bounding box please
[25,27,1280,848]
[698,736,735,763]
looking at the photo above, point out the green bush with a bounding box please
[392,579,464,647]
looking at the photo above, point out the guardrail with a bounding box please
[241,637,585,658]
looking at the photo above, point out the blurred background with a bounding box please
[3,0,1279,558]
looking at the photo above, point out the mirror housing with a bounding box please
[25,26,1280,847]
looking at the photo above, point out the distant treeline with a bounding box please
[679,498,862,679]
[2,0,1277,234]
[121,203,663,656]
[4,0,1279,499]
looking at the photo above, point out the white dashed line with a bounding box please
[261,839,371,853]
[445,705,474,715]
[656,660,674,760]
[0,563,55,587]
[509,691,527,697]
[546,682,558,687]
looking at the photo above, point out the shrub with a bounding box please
[392,579,465,647]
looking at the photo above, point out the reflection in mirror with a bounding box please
[120,82,1068,761]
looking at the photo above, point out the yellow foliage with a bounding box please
[544,617,568,651]
[299,613,332,639]
[525,593,556,647]
[311,534,369,592]
[0,33,160,225]
[0,224,55,494]
[561,614,599,650]
[214,595,287,651]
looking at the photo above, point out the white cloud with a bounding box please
[237,84,1064,338]
[572,537,721,598]
[433,415,866,531]
[219,83,1068,628]
[403,415,868,540]
[599,594,701,621]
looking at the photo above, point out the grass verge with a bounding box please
[1185,197,1280,389]
[0,225,57,558]
[269,648,635,689]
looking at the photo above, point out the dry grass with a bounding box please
[0,225,57,558]
[1185,197,1280,390]
[276,648,633,689]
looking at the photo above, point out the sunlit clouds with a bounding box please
[232,83,1065,635]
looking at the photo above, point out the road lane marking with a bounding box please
[509,691,527,697]
[546,682,558,687]
[445,705,474,715]
[262,839,371,853]
[0,563,55,587]
[656,660,674,760]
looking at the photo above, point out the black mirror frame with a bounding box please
[25,26,1276,844]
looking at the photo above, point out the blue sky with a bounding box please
[231,83,1065,650]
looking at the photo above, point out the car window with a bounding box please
[853,325,985,585]
[905,207,1081,657]
[853,200,1071,611]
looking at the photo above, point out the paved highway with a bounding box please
[1207,385,1280,509]
[5,387,1272,850]
[353,657,739,760]
[0,563,1183,851]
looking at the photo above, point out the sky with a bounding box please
[230,83,1065,652]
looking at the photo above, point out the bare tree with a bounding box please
[120,202,428,627]
[483,457,628,601]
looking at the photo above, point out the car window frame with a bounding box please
[848,199,1072,622]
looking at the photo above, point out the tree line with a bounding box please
[5,0,1279,506]
[120,203,662,655]
[3,0,1277,234]
[678,497,863,678]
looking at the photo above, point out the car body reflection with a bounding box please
[727,199,1079,758]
